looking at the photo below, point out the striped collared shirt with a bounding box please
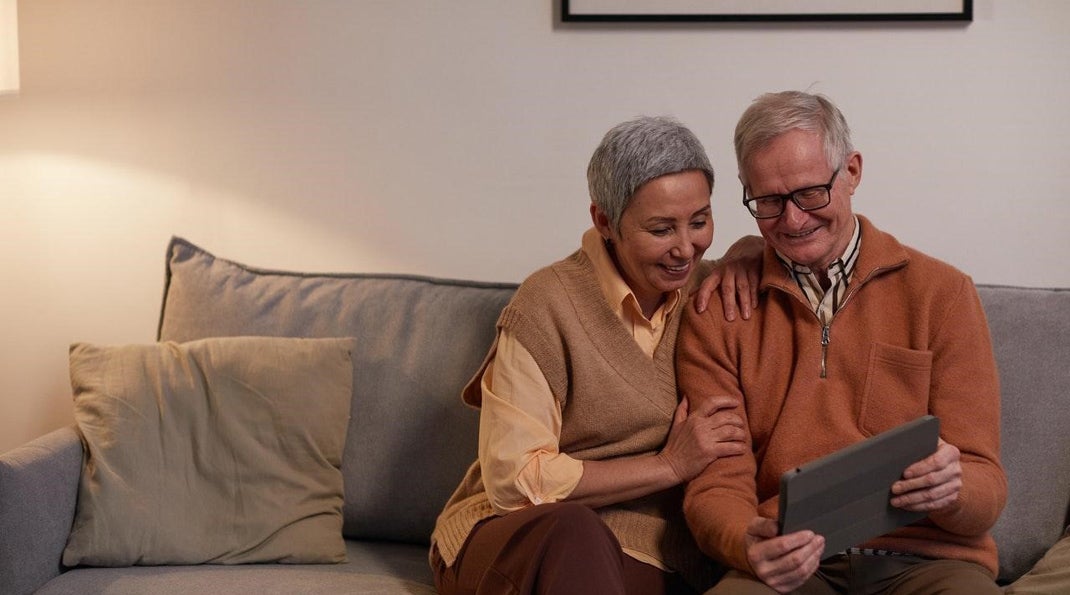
[777,216,861,325]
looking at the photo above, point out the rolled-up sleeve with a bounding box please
[478,328,584,515]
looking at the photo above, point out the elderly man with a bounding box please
[677,91,1006,594]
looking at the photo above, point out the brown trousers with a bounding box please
[1005,528,1070,594]
[707,553,1000,595]
[432,502,695,595]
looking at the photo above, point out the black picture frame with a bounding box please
[561,0,972,23]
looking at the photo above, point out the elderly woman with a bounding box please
[430,116,757,595]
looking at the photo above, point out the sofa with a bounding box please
[1,236,1067,594]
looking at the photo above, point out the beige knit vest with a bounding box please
[431,250,719,591]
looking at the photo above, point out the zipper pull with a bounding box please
[821,325,830,378]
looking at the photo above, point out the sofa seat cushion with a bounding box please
[38,540,435,594]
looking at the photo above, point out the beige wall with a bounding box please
[2,0,1068,454]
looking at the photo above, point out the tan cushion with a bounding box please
[62,336,354,566]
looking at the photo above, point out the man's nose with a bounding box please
[781,198,808,227]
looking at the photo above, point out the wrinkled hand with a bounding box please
[890,438,962,512]
[694,235,764,319]
[659,395,746,482]
[745,517,824,594]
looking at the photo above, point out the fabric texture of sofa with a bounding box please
[0,236,1068,594]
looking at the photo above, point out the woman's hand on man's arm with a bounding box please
[566,395,745,509]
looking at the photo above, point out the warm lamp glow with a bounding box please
[1,0,18,94]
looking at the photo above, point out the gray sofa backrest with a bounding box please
[157,237,517,546]
[154,238,1070,582]
[979,285,1070,582]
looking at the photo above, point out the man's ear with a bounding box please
[590,203,613,241]
[845,151,863,193]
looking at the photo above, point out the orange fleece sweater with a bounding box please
[677,215,1006,577]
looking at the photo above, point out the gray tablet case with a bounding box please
[778,415,940,559]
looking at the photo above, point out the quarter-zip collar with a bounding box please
[757,215,911,378]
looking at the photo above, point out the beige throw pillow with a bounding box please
[62,336,354,567]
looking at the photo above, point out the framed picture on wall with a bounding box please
[561,0,973,22]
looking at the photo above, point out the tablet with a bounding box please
[778,415,940,558]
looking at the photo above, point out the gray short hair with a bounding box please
[587,116,714,232]
[734,91,854,184]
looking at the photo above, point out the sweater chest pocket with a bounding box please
[858,342,933,435]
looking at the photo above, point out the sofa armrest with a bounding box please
[0,425,83,595]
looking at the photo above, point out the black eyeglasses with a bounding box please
[742,169,840,219]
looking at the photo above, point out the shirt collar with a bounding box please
[581,227,682,324]
[776,215,862,280]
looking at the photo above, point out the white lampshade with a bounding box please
[1,0,19,94]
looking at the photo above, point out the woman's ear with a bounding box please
[590,203,613,241]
